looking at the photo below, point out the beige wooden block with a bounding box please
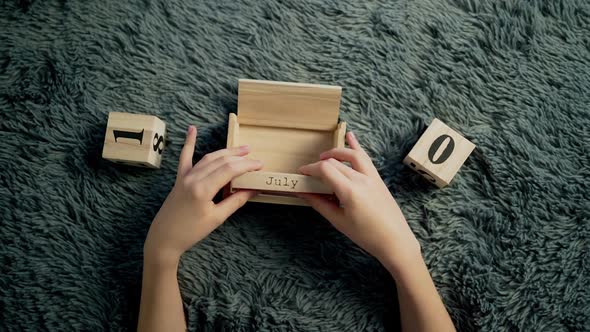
[232,171,332,194]
[237,79,342,131]
[248,194,309,206]
[226,79,345,205]
[403,118,475,187]
[102,112,166,168]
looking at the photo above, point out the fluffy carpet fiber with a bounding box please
[1,0,589,331]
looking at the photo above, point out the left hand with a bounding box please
[297,132,421,275]
[144,125,262,266]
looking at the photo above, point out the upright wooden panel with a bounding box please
[237,79,342,131]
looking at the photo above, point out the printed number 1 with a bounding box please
[113,129,164,155]
[113,129,144,144]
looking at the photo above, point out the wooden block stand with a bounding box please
[227,79,346,206]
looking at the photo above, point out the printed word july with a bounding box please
[265,176,299,190]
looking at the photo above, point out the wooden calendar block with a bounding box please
[403,118,475,188]
[102,112,166,168]
[226,79,346,206]
[231,171,333,194]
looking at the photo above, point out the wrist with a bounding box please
[143,242,182,271]
[379,245,424,280]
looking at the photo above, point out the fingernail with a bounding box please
[349,131,356,139]
[188,125,195,134]
[239,145,250,151]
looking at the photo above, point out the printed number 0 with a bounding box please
[428,134,455,164]
[153,133,165,154]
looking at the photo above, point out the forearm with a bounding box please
[386,257,455,332]
[135,127,259,331]
[138,256,186,332]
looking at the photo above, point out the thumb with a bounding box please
[215,190,258,222]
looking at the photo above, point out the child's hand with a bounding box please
[144,126,262,266]
[298,132,421,275]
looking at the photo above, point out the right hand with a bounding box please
[298,132,422,275]
[144,126,262,267]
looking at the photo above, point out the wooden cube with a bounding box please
[102,112,167,168]
[226,79,346,206]
[403,118,475,187]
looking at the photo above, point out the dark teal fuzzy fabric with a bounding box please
[1,0,589,331]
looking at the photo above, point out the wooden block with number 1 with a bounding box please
[403,118,475,187]
[102,112,167,168]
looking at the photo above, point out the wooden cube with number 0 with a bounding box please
[102,112,167,168]
[403,118,475,188]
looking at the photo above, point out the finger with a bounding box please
[320,148,373,174]
[194,155,248,180]
[326,158,359,179]
[347,131,362,150]
[204,159,263,196]
[193,145,251,171]
[296,193,343,221]
[177,125,197,177]
[299,160,351,199]
[215,190,258,222]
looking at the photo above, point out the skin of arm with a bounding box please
[298,132,456,332]
[138,126,263,332]
[138,126,455,332]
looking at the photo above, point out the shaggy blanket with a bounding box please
[1,0,588,331]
